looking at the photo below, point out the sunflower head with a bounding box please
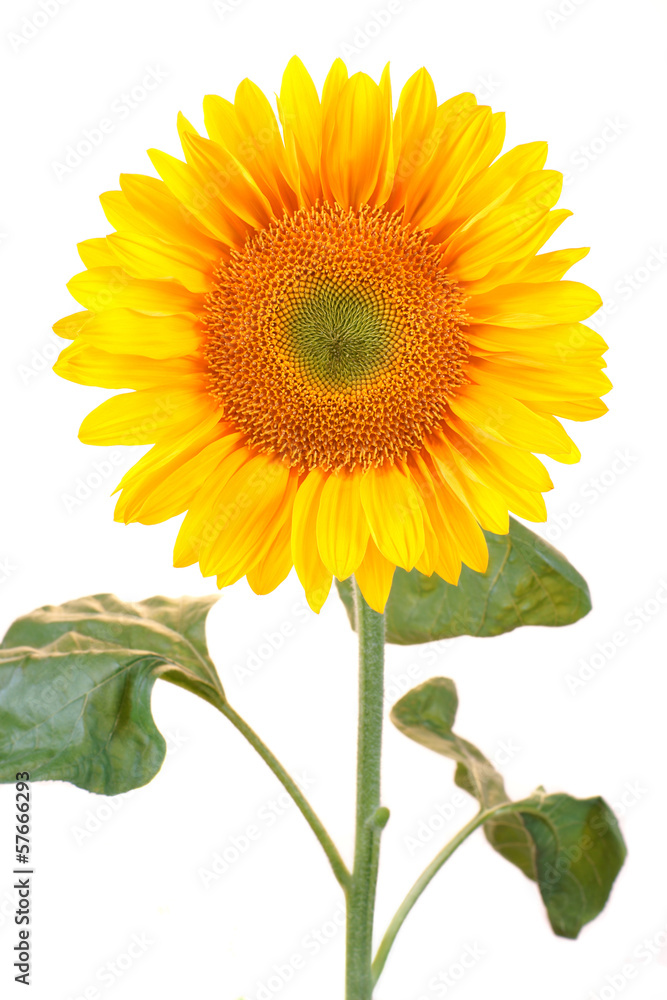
[54,57,609,613]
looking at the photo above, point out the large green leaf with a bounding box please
[0,594,224,795]
[391,679,626,937]
[336,518,591,644]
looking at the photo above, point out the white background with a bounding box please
[1,0,666,997]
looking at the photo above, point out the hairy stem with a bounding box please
[345,580,386,1000]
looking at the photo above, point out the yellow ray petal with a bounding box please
[316,468,370,580]
[279,56,323,206]
[404,106,499,229]
[433,141,548,243]
[387,67,438,212]
[54,340,204,389]
[326,72,388,209]
[67,268,205,315]
[291,468,332,613]
[134,433,244,524]
[77,308,203,359]
[234,77,299,213]
[78,238,118,269]
[53,310,92,340]
[320,58,349,204]
[466,321,607,360]
[119,174,223,255]
[79,380,219,446]
[409,455,462,584]
[354,537,396,614]
[198,454,292,580]
[468,355,612,401]
[247,518,294,596]
[468,280,602,327]
[527,396,609,421]
[360,462,425,570]
[173,446,251,567]
[107,232,214,293]
[148,147,252,247]
[448,384,574,454]
[180,130,275,230]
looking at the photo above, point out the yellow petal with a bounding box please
[53,310,92,340]
[79,380,219,445]
[468,281,603,327]
[77,308,203,359]
[316,468,370,580]
[148,146,251,247]
[279,57,323,206]
[198,454,292,580]
[67,268,204,315]
[320,58,349,203]
[354,537,396,614]
[527,396,609,421]
[326,72,388,209]
[107,232,214,293]
[434,141,548,242]
[234,78,298,213]
[466,322,607,361]
[291,469,332,613]
[247,517,294,596]
[387,67,437,211]
[448,384,573,454]
[360,463,425,571]
[404,107,498,229]
[77,238,118,269]
[173,446,250,567]
[119,173,222,255]
[54,340,204,389]
[134,433,244,524]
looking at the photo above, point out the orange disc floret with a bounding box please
[204,202,469,472]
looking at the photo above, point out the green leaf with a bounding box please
[336,517,591,644]
[512,790,627,938]
[391,678,626,937]
[0,594,224,795]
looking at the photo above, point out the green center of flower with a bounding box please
[288,284,397,390]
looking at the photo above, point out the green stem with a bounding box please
[218,701,350,890]
[345,580,386,1000]
[372,803,515,985]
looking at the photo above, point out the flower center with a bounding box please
[204,203,470,472]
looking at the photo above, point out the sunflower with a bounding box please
[54,57,609,613]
